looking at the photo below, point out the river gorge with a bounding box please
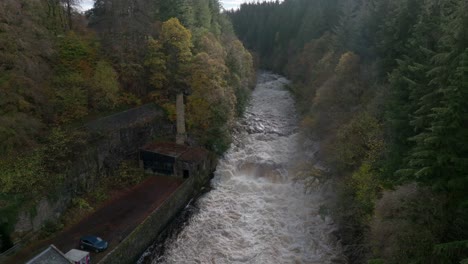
[139,73,345,264]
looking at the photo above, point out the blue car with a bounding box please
[79,235,108,253]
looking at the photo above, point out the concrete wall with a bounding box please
[98,164,215,264]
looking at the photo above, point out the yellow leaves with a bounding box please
[0,151,45,195]
[335,51,360,77]
[160,18,193,63]
[226,39,252,80]
[145,38,168,90]
[351,162,382,220]
[186,49,236,138]
[190,52,228,99]
[118,92,142,107]
[332,112,384,169]
[145,18,193,94]
[162,102,177,122]
[187,96,211,130]
[149,72,168,91]
[92,60,120,110]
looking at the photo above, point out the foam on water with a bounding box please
[151,73,344,264]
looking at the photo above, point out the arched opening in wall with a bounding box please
[183,170,190,179]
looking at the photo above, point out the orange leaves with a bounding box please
[186,96,210,130]
[335,51,361,78]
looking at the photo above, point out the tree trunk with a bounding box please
[176,93,186,145]
[67,0,72,30]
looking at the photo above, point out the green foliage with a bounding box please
[91,61,120,110]
[0,0,58,156]
[158,0,195,28]
[330,112,383,171]
[89,185,108,204]
[0,0,254,252]
[187,30,245,153]
[225,38,255,116]
[55,32,95,75]
[72,197,93,211]
[39,220,64,239]
[370,185,454,264]
[367,259,385,264]
[114,160,146,188]
[53,73,89,123]
[434,240,468,259]
[0,151,46,195]
[42,128,87,173]
[231,0,468,263]
[143,14,253,152]
[351,163,382,218]
[145,18,193,98]
[0,128,86,196]
[52,32,97,123]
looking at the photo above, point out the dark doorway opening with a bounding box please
[0,223,13,253]
[183,170,190,179]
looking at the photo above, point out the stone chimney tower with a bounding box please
[176,93,187,145]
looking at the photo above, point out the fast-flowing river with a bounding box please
[139,73,345,264]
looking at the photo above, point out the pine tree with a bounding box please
[404,0,468,201]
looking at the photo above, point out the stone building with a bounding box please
[139,142,213,179]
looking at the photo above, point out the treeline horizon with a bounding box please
[229,0,467,263]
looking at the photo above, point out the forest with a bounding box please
[229,0,467,263]
[0,0,254,251]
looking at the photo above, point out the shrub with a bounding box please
[39,220,64,239]
[72,197,93,211]
[114,160,145,188]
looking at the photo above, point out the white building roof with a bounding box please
[26,245,72,264]
[65,249,89,261]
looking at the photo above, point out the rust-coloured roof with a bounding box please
[179,147,209,162]
[141,142,208,162]
[141,142,189,158]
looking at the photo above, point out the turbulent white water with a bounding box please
[150,73,344,264]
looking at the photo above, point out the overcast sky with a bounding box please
[79,0,279,12]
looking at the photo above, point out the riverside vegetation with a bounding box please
[229,0,467,263]
[0,0,254,251]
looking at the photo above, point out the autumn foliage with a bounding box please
[231,0,468,263]
[0,0,254,246]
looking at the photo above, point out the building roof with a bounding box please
[141,142,209,162]
[179,147,209,162]
[65,249,89,262]
[141,142,190,158]
[26,245,72,264]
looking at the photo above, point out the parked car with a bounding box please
[79,235,108,253]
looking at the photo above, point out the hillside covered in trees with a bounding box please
[229,0,467,263]
[0,0,254,250]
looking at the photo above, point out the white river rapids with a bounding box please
[139,73,345,264]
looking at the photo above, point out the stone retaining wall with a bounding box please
[13,104,173,237]
[98,176,196,264]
